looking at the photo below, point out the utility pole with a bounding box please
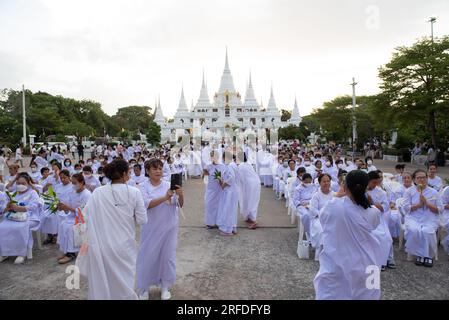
[22,84,27,147]
[350,78,357,158]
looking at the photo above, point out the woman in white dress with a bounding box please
[56,173,91,264]
[427,163,443,192]
[82,159,147,300]
[309,174,334,256]
[314,170,383,300]
[41,169,72,245]
[217,151,239,236]
[0,173,43,264]
[203,150,225,229]
[441,185,449,257]
[137,158,184,300]
[403,169,443,267]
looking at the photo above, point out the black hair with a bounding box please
[301,173,313,181]
[71,173,85,185]
[288,159,296,165]
[82,165,93,173]
[395,164,405,170]
[412,169,427,180]
[368,171,381,181]
[60,169,71,178]
[345,170,370,209]
[74,163,82,169]
[17,172,32,184]
[144,158,164,171]
[52,162,62,170]
[296,167,306,176]
[40,167,50,175]
[337,169,348,177]
[318,173,332,183]
[104,159,129,181]
[134,164,142,170]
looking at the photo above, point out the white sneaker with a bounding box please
[0,256,8,263]
[14,256,25,264]
[161,288,171,300]
[139,291,149,300]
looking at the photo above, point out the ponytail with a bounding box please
[346,170,370,209]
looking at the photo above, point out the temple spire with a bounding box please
[244,70,258,108]
[267,84,278,112]
[177,85,189,112]
[218,47,236,93]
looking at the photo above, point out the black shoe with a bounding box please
[415,257,424,266]
[423,257,434,268]
[381,265,386,272]
[387,261,397,269]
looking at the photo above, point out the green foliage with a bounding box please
[379,36,449,149]
[280,109,291,122]
[278,124,309,141]
[0,90,159,145]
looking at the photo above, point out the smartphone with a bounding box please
[170,173,182,190]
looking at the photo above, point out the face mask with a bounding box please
[72,185,80,192]
[65,162,71,167]
[367,160,373,165]
[75,170,82,174]
[304,161,311,166]
[87,162,93,166]
[16,184,28,192]
[337,164,344,169]
[283,162,288,168]
[325,161,331,167]
[31,168,37,173]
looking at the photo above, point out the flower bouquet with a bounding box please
[4,191,27,222]
[417,183,425,193]
[41,185,59,214]
[213,169,222,181]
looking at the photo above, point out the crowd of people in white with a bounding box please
[0,139,448,300]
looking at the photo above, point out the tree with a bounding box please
[111,106,154,133]
[280,109,291,122]
[146,122,161,145]
[379,36,449,149]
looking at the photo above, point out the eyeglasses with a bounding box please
[415,176,427,179]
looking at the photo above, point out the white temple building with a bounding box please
[154,49,302,143]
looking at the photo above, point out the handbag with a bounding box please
[73,208,86,248]
[75,243,89,278]
[297,240,310,260]
[6,211,28,222]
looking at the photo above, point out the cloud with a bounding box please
[1,0,448,118]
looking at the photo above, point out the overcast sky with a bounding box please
[1,0,448,118]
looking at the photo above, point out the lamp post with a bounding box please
[350,78,358,158]
[22,85,27,147]
[428,17,437,42]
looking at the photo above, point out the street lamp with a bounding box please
[350,78,358,158]
[428,17,437,42]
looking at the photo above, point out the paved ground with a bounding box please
[0,157,448,300]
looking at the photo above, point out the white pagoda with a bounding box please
[154,49,301,143]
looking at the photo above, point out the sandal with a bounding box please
[248,223,257,230]
[58,255,73,264]
[56,255,67,261]
[423,257,433,268]
[219,231,234,236]
[415,257,424,266]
